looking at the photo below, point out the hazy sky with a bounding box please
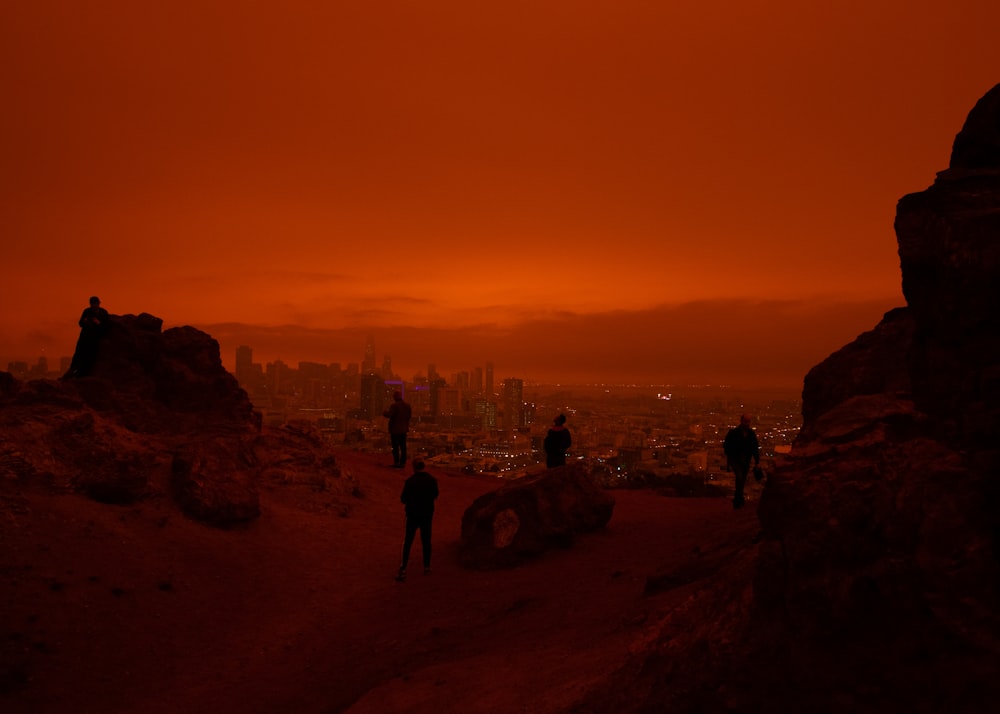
[3,1,999,386]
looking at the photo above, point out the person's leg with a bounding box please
[733,464,748,508]
[400,518,417,574]
[399,434,407,465]
[390,434,401,466]
[419,516,433,571]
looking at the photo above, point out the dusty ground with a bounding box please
[1,449,761,713]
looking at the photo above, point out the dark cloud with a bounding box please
[197,296,899,387]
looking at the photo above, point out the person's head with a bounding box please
[740,413,752,429]
[554,414,566,426]
[393,390,403,402]
[89,296,101,307]
[413,459,425,471]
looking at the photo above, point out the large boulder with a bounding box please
[0,313,272,526]
[171,437,261,527]
[459,463,615,569]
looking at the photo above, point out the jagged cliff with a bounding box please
[0,313,353,527]
[760,81,1000,658]
[576,84,1000,714]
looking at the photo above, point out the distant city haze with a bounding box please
[199,296,894,387]
[4,3,998,386]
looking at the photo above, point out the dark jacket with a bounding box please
[78,306,109,332]
[401,470,438,519]
[384,400,412,435]
[723,426,760,470]
[543,425,572,466]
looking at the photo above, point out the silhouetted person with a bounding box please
[383,390,412,468]
[543,413,572,468]
[396,459,438,581]
[724,413,760,510]
[63,296,109,378]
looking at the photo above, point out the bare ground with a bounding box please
[1,449,761,713]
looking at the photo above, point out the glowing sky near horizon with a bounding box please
[3,1,999,385]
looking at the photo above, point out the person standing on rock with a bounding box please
[723,413,760,510]
[396,459,438,582]
[63,296,109,378]
[383,390,412,468]
[543,413,572,468]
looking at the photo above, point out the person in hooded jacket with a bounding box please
[723,412,761,510]
[396,460,439,581]
[63,296,109,378]
[543,413,572,468]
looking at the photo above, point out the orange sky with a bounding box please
[3,2,999,386]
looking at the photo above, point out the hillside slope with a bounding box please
[2,449,759,713]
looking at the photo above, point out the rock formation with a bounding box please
[576,84,1000,713]
[0,314,351,527]
[459,463,615,569]
[761,82,1000,643]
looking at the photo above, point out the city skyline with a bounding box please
[4,3,1000,386]
[0,295,904,389]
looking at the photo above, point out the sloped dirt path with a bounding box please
[1,449,759,714]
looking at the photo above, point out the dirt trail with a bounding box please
[1,449,760,713]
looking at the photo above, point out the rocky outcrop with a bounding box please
[459,463,615,569]
[761,84,1000,635]
[754,85,1000,711]
[751,83,1000,712]
[0,313,345,527]
[576,84,1000,713]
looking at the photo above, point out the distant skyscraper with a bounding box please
[266,359,293,397]
[501,377,524,430]
[31,355,49,377]
[473,366,483,394]
[485,362,494,396]
[426,377,446,418]
[235,345,253,384]
[360,373,388,420]
[362,336,377,374]
[474,398,497,430]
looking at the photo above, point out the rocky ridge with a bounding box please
[575,83,1000,713]
[0,313,357,527]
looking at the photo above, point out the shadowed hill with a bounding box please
[574,83,1000,714]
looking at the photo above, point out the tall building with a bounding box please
[474,398,497,430]
[235,345,253,384]
[362,336,376,374]
[360,373,389,420]
[266,359,294,398]
[428,377,447,419]
[472,366,483,394]
[501,377,524,431]
[485,361,494,396]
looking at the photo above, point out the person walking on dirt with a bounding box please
[723,413,760,510]
[396,460,439,582]
[383,390,412,468]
